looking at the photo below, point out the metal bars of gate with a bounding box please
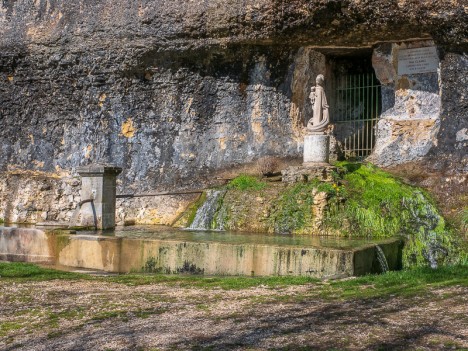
[333,72,381,160]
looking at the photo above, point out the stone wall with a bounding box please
[428,52,468,174]
[0,171,197,225]
[369,40,442,167]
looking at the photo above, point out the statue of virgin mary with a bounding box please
[306,74,329,133]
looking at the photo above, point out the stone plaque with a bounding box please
[398,47,439,75]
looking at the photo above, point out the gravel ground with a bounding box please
[1,280,467,351]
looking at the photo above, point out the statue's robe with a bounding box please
[311,86,329,126]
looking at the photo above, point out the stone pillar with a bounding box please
[303,133,330,166]
[77,165,122,230]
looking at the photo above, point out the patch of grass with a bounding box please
[91,311,127,321]
[46,330,62,339]
[47,308,86,327]
[1,262,467,303]
[0,262,90,281]
[320,265,468,300]
[107,273,319,290]
[0,322,23,337]
[326,162,422,237]
[196,304,210,311]
[227,174,267,191]
[134,308,168,318]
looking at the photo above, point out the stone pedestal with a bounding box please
[303,133,330,165]
[77,165,122,230]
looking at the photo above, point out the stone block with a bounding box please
[77,164,122,230]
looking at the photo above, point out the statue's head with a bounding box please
[316,74,325,86]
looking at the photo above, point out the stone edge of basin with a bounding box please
[51,232,402,251]
[1,227,404,277]
[0,226,55,263]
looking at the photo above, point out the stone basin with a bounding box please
[0,226,403,278]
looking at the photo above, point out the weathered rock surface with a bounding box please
[0,1,466,223]
[0,170,196,224]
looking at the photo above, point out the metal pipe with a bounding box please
[353,74,356,158]
[367,72,370,154]
[116,190,203,199]
[357,73,361,157]
[371,74,375,152]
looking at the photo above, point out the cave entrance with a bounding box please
[327,54,382,160]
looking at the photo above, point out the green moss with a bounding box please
[212,198,231,230]
[210,192,228,230]
[0,218,4,224]
[173,192,207,228]
[262,177,345,234]
[458,207,468,234]
[324,162,459,268]
[227,174,267,191]
[55,234,72,252]
[267,183,315,234]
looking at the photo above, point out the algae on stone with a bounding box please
[173,192,207,228]
[322,162,457,268]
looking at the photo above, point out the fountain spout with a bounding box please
[375,245,389,273]
[69,199,98,230]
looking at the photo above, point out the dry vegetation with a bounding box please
[0,263,467,351]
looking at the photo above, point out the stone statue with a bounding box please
[306,74,329,133]
[303,74,330,165]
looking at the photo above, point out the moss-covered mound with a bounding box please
[327,163,459,268]
[178,163,465,268]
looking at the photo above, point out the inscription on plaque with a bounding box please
[398,47,439,75]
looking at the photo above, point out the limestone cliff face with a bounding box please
[1,0,466,51]
[0,1,466,223]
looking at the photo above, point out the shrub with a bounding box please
[256,156,280,176]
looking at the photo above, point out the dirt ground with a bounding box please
[1,280,467,351]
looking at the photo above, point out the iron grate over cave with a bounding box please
[333,72,382,160]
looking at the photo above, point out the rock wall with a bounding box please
[369,40,442,167]
[0,0,466,223]
[0,171,80,224]
[429,52,468,174]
